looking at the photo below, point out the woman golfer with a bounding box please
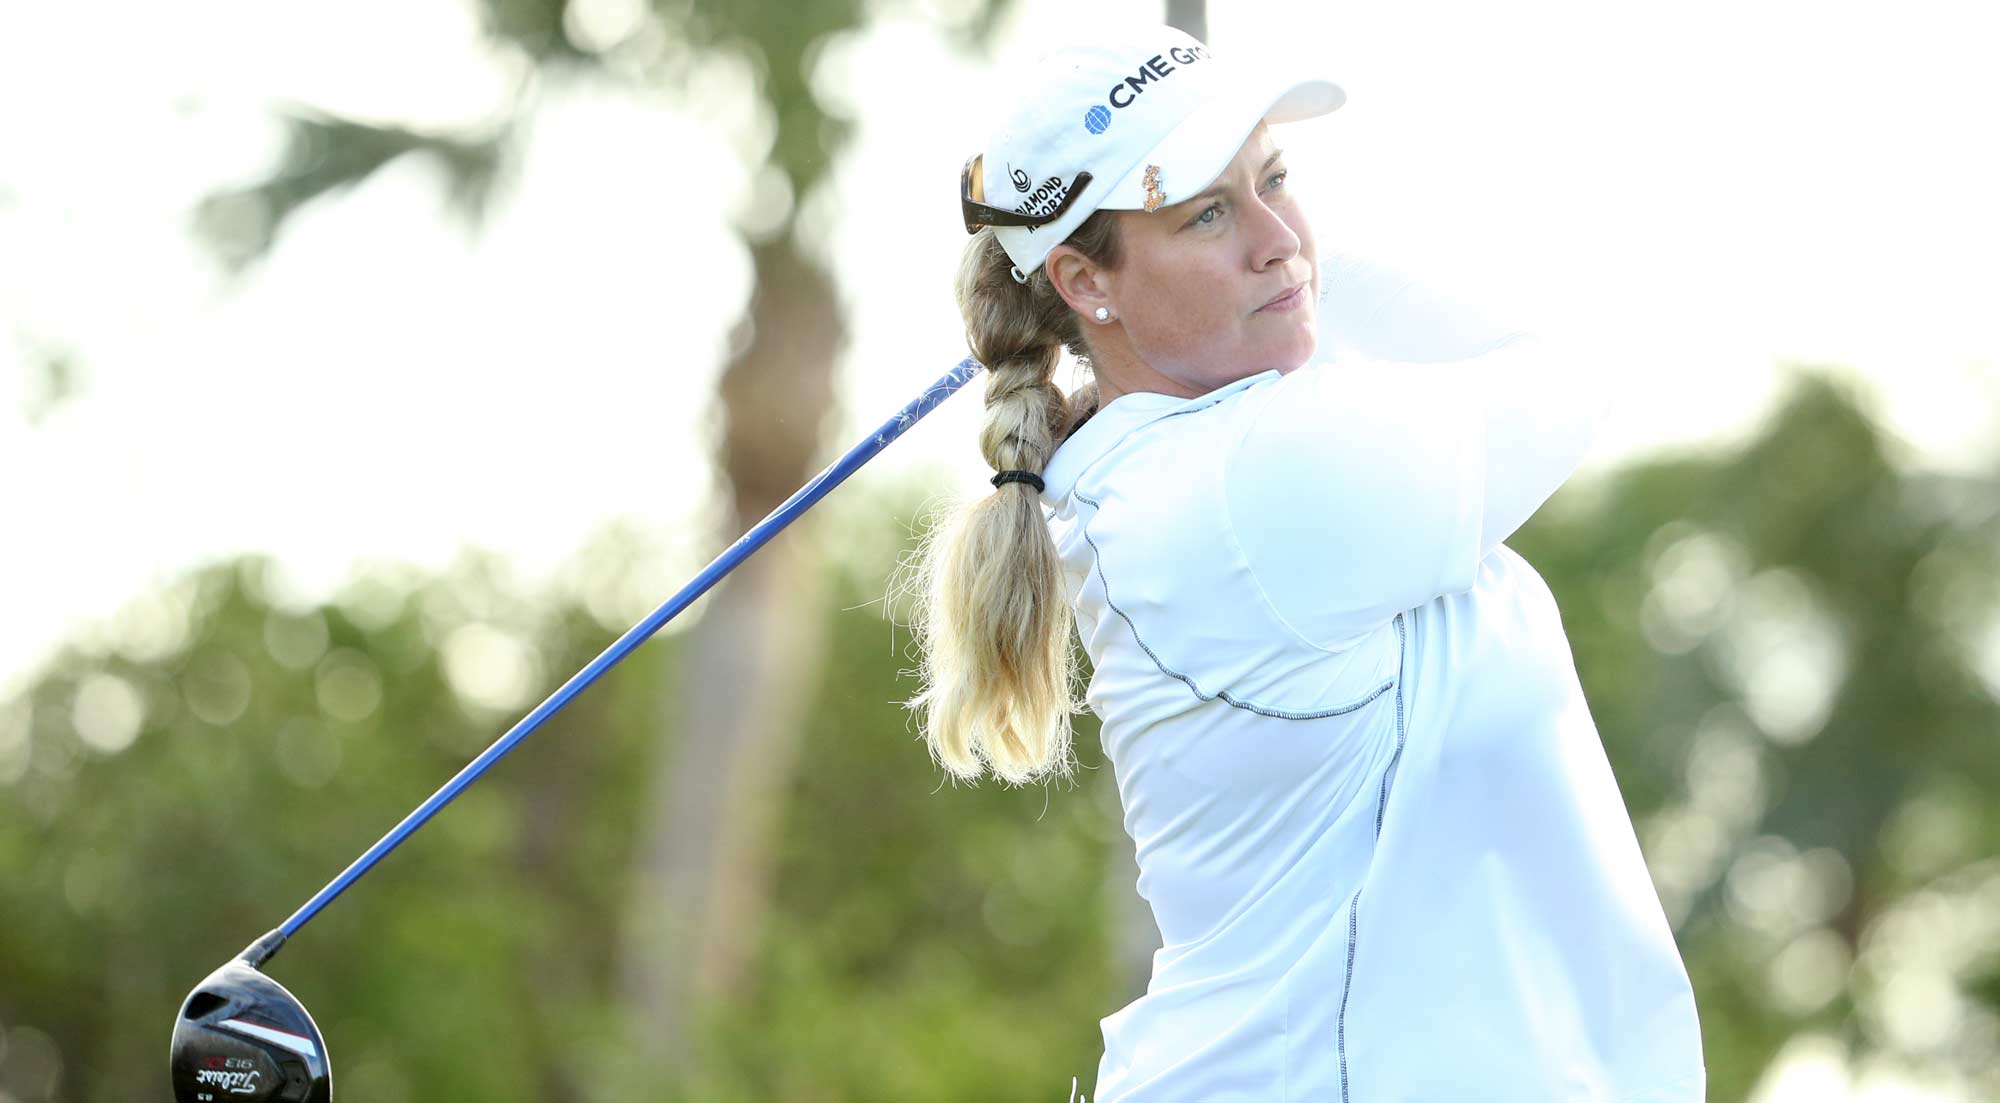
[911,23,1705,1103]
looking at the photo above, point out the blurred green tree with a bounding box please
[1514,366,2000,1100]
[0,551,678,1100]
[4,368,1996,1101]
[0,510,1131,1101]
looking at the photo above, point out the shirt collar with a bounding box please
[1041,370,1279,506]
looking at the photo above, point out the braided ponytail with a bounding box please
[908,217,1121,785]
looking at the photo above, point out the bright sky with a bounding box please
[7,0,1997,626]
[3,2,1997,1094]
[5,0,1996,672]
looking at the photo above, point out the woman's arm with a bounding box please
[1466,330,1611,553]
[1222,257,1612,649]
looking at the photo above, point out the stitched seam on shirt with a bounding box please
[1074,490,1396,720]
[1376,612,1410,838]
[1341,610,1409,1101]
[1344,883,1360,1103]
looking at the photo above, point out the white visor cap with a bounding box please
[969,25,1344,282]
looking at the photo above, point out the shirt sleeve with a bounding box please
[1224,261,1611,649]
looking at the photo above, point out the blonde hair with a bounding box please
[906,215,1121,786]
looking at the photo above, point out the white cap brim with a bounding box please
[1099,73,1344,213]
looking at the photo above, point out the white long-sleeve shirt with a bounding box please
[1044,253,1703,1102]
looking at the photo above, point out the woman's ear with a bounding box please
[1046,243,1114,321]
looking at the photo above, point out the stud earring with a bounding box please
[1093,306,1112,323]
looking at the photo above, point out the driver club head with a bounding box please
[170,957,330,1101]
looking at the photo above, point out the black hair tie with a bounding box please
[990,470,1045,493]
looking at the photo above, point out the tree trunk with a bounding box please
[616,237,844,1076]
[1165,0,1207,43]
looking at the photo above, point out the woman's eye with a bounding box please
[1265,169,1288,191]
[1192,203,1223,227]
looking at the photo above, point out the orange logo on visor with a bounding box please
[1142,165,1165,212]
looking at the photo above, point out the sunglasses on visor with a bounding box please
[960,154,1094,235]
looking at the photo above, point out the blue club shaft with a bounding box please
[273,358,985,944]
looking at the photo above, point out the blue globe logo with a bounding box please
[1084,105,1111,134]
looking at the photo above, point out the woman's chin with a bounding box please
[1271,330,1318,375]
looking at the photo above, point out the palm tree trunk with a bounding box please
[616,237,844,1074]
[1165,0,1207,43]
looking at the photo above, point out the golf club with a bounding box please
[170,357,985,1101]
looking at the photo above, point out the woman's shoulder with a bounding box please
[1056,463,1408,721]
[1041,370,1282,509]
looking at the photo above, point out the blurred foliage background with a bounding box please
[3,0,1999,1100]
[5,372,1998,1101]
